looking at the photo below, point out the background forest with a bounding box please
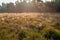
[0,0,60,13]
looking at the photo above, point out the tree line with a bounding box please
[45,0,60,12]
[0,0,60,13]
[0,0,42,13]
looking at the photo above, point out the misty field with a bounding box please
[0,13,60,40]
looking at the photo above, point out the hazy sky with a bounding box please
[0,0,51,5]
[0,0,17,5]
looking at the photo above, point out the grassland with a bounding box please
[0,13,60,40]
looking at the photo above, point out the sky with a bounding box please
[0,0,18,5]
[0,0,51,5]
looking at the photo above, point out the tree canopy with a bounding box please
[0,0,60,13]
